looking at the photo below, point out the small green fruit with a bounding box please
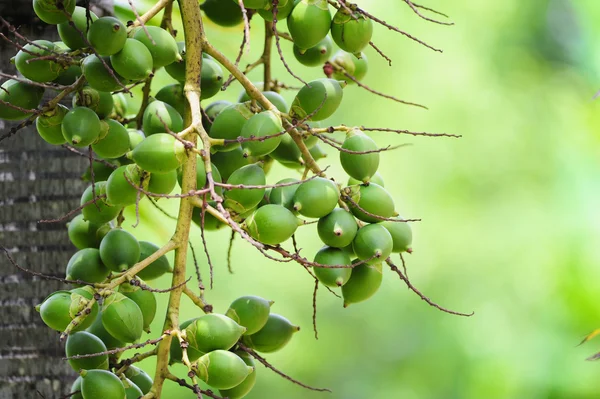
[268,178,300,210]
[142,100,184,136]
[61,107,101,147]
[70,376,83,399]
[67,214,109,250]
[54,64,82,85]
[196,350,254,390]
[135,241,173,281]
[293,177,339,218]
[88,17,127,56]
[99,229,141,272]
[211,147,250,181]
[148,169,177,195]
[65,248,109,284]
[245,204,298,245]
[382,221,413,253]
[348,183,395,223]
[86,312,125,350]
[58,6,98,49]
[36,104,68,145]
[120,282,157,332]
[133,26,181,68]
[106,164,146,207]
[237,90,289,113]
[80,369,125,399]
[219,351,257,399]
[342,261,383,306]
[229,0,268,9]
[287,0,331,50]
[331,51,368,83]
[124,366,153,395]
[82,55,125,92]
[0,79,44,121]
[15,40,63,82]
[65,331,109,371]
[131,133,185,173]
[186,314,246,354]
[352,223,393,264]
[293,35,332,67]
[201,57,224,100]
[313,246,352,287]
[290,78,344,121]
[202,0,244,27]
[225,295,273,335]
[208,102,253,151]
[340,130,380,183]
[81,182,122,224]
[72,87,114,119]
[123,378,144,399]
[241,110,283,157]
[331,10,373,54]
[224,164,266,214]
[156,84,186,116]
[202,100,233,134]
[317,208,358,248]
[269,134,303,167]
[348,171,383,187]
[110,38,153,81]
[33,0,76,24]
[101,292,144,343]
[258,0,295,21]
[242,313,299,353]
[164,41,186,82]
[92,119,130,159]
[169,318,202,364]
[38,289,97,332]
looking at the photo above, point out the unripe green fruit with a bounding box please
[317,208,358,248]
[101,292,144,343]
[111,38,153,81]
[148,169,177,195]
[142,100,184,136]
[242,313,299,353]
[177,158,222,195]
[164,42,186,82]
[67,214,109,250]
[58,6,98,49]
[82,160,120,183]
[124,366,153,394]
[86,313,125,350]
[65,331,109,371]
[123,378,143,399]
[0,80,44,121]
[73,87,114,119]
[237,90,289,113]
[36,104,68,145]
[170,318,202,364]
[87,17,127,56]
[120,282,156,332]
[290,78,345,121]
[229,0,268,9]
[61,107,101,147]
[293,177,339,218]
[309,143,327,161]
[128,129,145,149]
[81,182,122,224]
[135,241,173,281]
[202,100,233,134]
[352,223,393,264]
[54,64,82,85]
[226,295,273,335]
[66,248,109,283]
[106,164,146,207]
[196,350,254,390]
[99,229,141,272]
[202,0,244,27]
[340,130,380,183]
[331,11,373,54]
[219,351,257,399]
[186,314,246,354]
[15,40,63,82]
[209,102,253,151]
[133,26,181,68]
[342,261,383,306]
[201,57,224,100]
[268,178,300,210]
[224,164,266,214]
[240,110,283,157]
[245,204,298,245]
[131,133,185,173]
[258,0,295,21]
[287,0,331,50]
[70,376,83,399]
[348,171,383,187]
[269,134,303,166]
[293,35,333,66]
[211,147,250,181]
[80,369,125,399]
[313,246,352,287]
[331,50,368,83]
[348,183,395,223]
[38,288,97,332]
[156,84,186,116]
[92,119,130,159]
[382,221,413,253]
[82,55,125,92]
[33,0,76,24]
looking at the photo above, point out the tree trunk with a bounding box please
[0,2,112,398]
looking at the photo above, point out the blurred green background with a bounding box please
[116,0,600,397]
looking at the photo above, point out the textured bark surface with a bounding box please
[0,1,113,398]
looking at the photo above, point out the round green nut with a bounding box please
[313,246,352,287]
[70,376,83,399]
[87,17,127,56]
[133,26,181,68]
[82,55,125,92]
[169,318,202,364]
[33,0,76,24]
[293,177,339,218]
[340,130,380,183]
[382,220,413,253]
[38,289,97,332]
[135,241,173,281]
[80,369,125,399]
[61,107,101,147]
[225,295,273,335]
[309,142,327,161]
[66,248,109,284]
[148,169,177,195]
[202,100,233,134]
[269,134,303,167]
[92,119,130,159]
[124,366,153,395]
[293,35,333,67]
[156,84,187,116]
[86,312,125,350]
[72,87,114,119]
[209,102,254,151]
[142,100,184,136]
[211,146,249,181]
[67,214,109,250]
[110,38,153,81]
[66,331,109,371]
[224,164,266,214]
[331,10,373,54]
[0,79,44,121]
[202,0,244,27]
[352,223,393,264]
[219,351,257,399]
[36,104,69,145]
[164,41,186,82]
[201,57,224,100]
[245,204,298,245]
[186,313,246,354]
[258,0,295,21]
[242,313,299,353]
[99,229,141,272]
[80,182,122,225]
[106,164,146,207]
[101,292,144,343]
[58,6,98,49]
[14,40,63,82]
[120,282,157,332]
[131,133,185,174]
[123,378,143,399]
[290,78,345,121]
[317,208,358,248]
[342,261,383,307]
[348,183,395,223]
[287,0,331,50]
[348,171,383,187]
[128,129,145,149]
[240,110,283,157]
[177,158,222,195]
[331,51,368,83]
[196,350,254,390]
[268,178,300,210]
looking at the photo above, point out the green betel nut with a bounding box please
[72,87,114,119]
[209,102,253,151]
[202,0,244,27]
[15,40,63,82]
[106,164,146,207]
[61,107,102,147]
[65,331,109,371]
[317,208,358,248]
[38,289,97,332]
[225,295,273,335]
[86,313,125,350]
[123,378,143,399]
[82,55,125,92]
[242,313,299,353]
[36,104,68,145]
[348,183,396,223]
[65,248,109,284]
[287,0,331,50]
[268,178,300,210]
[313,246,352,287]
[340,130,380,183]
[240,110,284,157]
[245,204,298,245]
[99,229,141,272]
[0,79,44,121]
[219,351,257,399]
[382,220,414,253]
[293,177,339,218]
[110,38,153,81]
[119,282,157,332]
[87,17,127,56]
[224,164,266,214]
[80,369,125,399]
[156,84,187,116]
[80,182,122,225]
[331,10,373,54]
[136,241,173,281]
[142,100,183,136]
[133,26,181,68]
[67,214,109,250]
[101,292,144,343]
[92,119,130,159]
[33,0,76,24]
[195,350,254,390]
[290,78,345,121]
[293,35,333,67]
[131,133,185,174]
[342,261,383,307]
[124,366,153,395]
[58,6,98,49]
[352,223,393,265]
[185,313,246,353]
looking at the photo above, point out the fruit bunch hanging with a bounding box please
[1,0,469,398]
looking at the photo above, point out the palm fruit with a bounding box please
[331,10,373,55]
[70,376,83,399]
[292,177,339,218]
[65,248,109,283]
[313,246,352,287]
[342,261,383,306]
[211,147,250,181]
[331,51,368,83]
[101,292,144,343]
[36,104,68,145]
[61,107,102,147]
[225,295,273,335]
[229,0,268,9]
[72,87,114,119]
[224,164,266,214]
[67,214,109,250]
[240,110,283,157]
[14,40,63,82]
[0,79,44,121]
[81,159,119,183]
[82,55,125,92]
[196,350,254,390]
[110,38,153,81]
[287,0,331,50]
[54,64,82,85]
[242,313,299,353]
[269,134,303,167]
[290,78,345,121]
[258,0,295,21]
[202,100,233,134]
[148,169,177,195]
[38,288,98,332]
[58,6,98,49]
[381,221,413,253]
[123,378,143,399]
[348,171,383,187]
[33,0,76,24]
[202,0,244,26]
[86,313,125,350]
[347,183,395,223]
[80,182,122,224]
[309,143,327,161]
[268,178,300,210]
[201,57,224,100]
[219,351,257,399]
[106,164,146,207]
[65,331,109,371]
[99,229,141,272]
[80,370,125,399]
[317,208,358,248]
[128,129,145,149]
[245,204,298,245]
[340,130,379,183]
[293,35,332,66]
[164,41,186,82]
[131,133,185,173]
[237,90,289,113]
[133,26,181,68]
[186,314,246,354]
[352,224,393,264]
[124,366,153,395]
[119,282,156,333]
[156,84,186,116]
[177,158,222,195]
[87,17,127,56]
[92,120,130,159]
[169,318,202,364]
[142,100,184,136]
[209,102,253,151]
[136,241,173,281]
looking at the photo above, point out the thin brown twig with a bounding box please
[369,41,392,66]
[37,195,108,224]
